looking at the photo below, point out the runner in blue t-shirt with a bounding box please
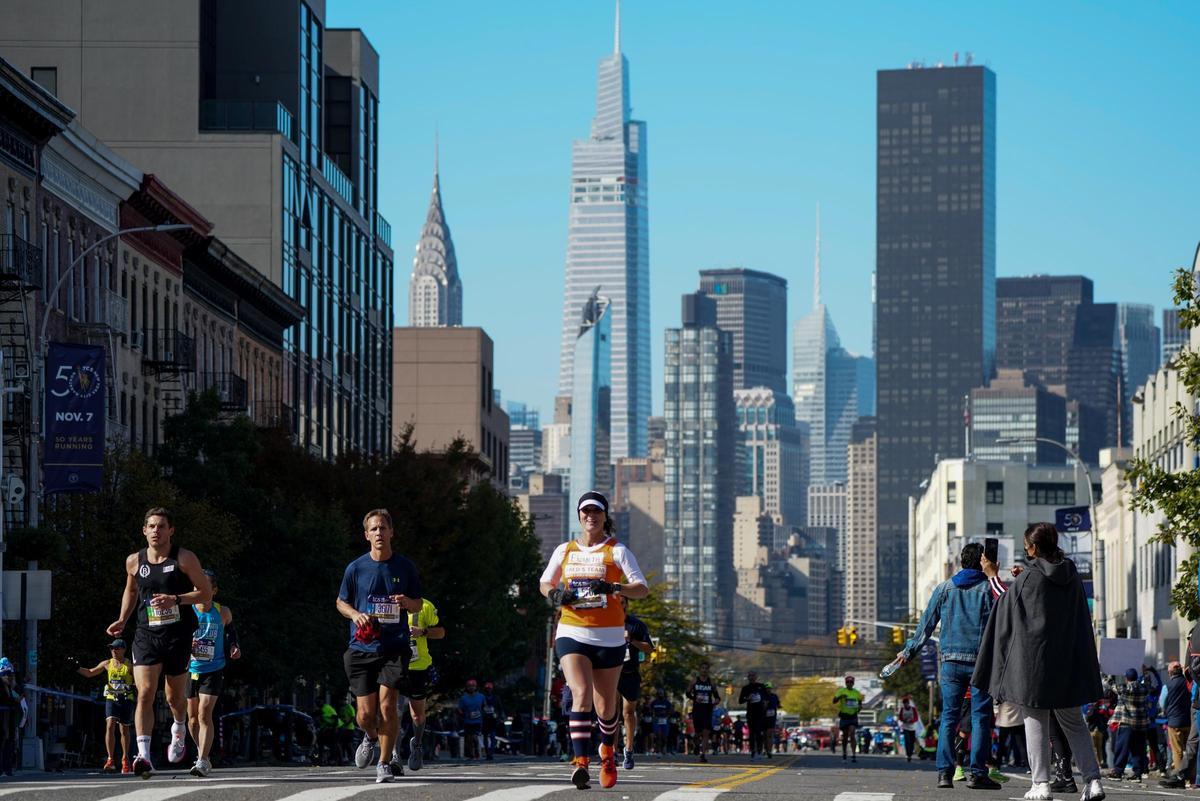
[336,508,422,784]
[459,679,487,759]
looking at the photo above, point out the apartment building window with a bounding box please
[986,522,1004,537]
[30,67,57,96]
[986,482,1004,504]
[948,522,957,539]
[947,481,957,504]
[1028,482,1075,506]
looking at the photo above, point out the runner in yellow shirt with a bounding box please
[393,598,443,774]
[832,675,864,763]
[73,639,136,773]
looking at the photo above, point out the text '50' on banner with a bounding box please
[44,342,105,494]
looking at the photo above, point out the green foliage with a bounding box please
[628,581,707,697]
[37,401,550,700]
[781,676,836,722]
[1127,266,1200,620]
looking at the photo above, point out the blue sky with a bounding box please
[328,1,1200,420]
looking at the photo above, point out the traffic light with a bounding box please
[836,627,848,646]
[891,627,904,646]
[848,627,859,646]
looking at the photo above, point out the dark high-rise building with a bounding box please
[1117,303,1160,400]
[875,65,996,620]
[996,276,1123,459]
[997,276,1093,386]
[698,268,788,394]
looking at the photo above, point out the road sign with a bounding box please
[2,570,51,620]
[919,642,937,681]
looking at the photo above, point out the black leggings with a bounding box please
[1050,714,1072,767]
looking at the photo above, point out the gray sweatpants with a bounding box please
[1022,706,1101,784]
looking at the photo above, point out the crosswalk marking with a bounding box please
[272,784,428,801]
[651,787,730,801]
[97,783,270,801]
[833,794,894,801]
[461,784,576,801]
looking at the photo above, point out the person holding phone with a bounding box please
[895,542,999,790]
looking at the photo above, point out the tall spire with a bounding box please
[614,0,621,54]
[813,202,822,309]
[434,125,439,178]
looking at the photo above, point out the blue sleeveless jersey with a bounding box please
[188,602,226,674]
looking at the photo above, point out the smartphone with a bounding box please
[984,537,999,565]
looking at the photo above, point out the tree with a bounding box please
[628,581,707,697]
[1127,264,1200,620]
[781,677,836,722]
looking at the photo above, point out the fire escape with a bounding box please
[0,234,40,529]
[140,329,195,420]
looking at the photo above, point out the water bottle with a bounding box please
[879,659,902,680]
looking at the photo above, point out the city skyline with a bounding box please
[327,0,1198,422]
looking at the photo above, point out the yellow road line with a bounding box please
[691,757,797,790]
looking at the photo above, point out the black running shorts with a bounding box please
[344,648,409,697]
[692,704,715,732]
[617,670,641,702]
[132,627,191,676]
[554,637,625,670]
[187,669,224,698]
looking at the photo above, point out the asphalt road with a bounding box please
[0,751,1188,801]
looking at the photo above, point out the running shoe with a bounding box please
[121,758,132,774]
[189,758,211,778]
[132,756,153,778]
[375,763,393,784]
[408,736,423,772]
[355,736,377,769]
[622,749,634,770]
[988,768,1010,784]
[1022,782,1052,801]
[954,765,967,782]
[599,744,617,789]
[1081,778,1106,800]
[571,756,591,789]
[102,757,116,773]
[388,753,404,778]
[167,724,187,763]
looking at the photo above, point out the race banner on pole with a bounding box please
[1055,506,1092,534]
[44,342,105,493]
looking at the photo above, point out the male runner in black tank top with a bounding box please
[107,507,212,777]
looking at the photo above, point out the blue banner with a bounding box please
[919,642,938,681]
[44,342,105,493]
[1055,506,1092,534]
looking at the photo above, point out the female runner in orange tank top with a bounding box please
[540,491,647,790]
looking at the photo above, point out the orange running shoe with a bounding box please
[102,757,116,773]
[571,756,591,789]
[121,758,132,774]
[599,744,618,789]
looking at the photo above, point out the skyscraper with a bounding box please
[875,65,996,620]
[734,387,807,527]
[1163,308,1185,364]
[794,209,875,485]
[1117,303,1160,402]
[969,369,1067,463]
[698,268,788,394]
[663,292,734,640]
[569,289,612,531]
[845,417,877,638]
[408,152,462,327]
[996,276,1122,459]
[557,2,649,461]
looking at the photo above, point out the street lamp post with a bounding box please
[995,436,1102,631]
[19,223,188,755]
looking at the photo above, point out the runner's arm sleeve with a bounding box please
[337,563,355,605]
[613,545,647,587]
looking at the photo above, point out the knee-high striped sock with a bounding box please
[599,712,620,747]
[569,711,592,759]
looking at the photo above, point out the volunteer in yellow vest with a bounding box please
[394,597,443,774]
[540,490,648,791]
[73,638,136,773]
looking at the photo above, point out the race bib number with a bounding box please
[566,578,607,610]
[695,691,711,704]
[109,680,128,694]
[483,704,494,715]
[656,717,667,725]
[191,638,216,662]
[844,697,860,711]
[368,595,402,625]
[147,604,180,627]
[563,552,608,610]
[748,693,761,704]
[468,708,482,721]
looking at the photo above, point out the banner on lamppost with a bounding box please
[44,342,105,494]
[1055,506,1092,534]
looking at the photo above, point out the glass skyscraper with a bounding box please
[557,5,649,462]
[698,268,788,394]
[1117,303,1160,402]
[876,65,996,620]
[569,290,612,533]
[663,293,734,640]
